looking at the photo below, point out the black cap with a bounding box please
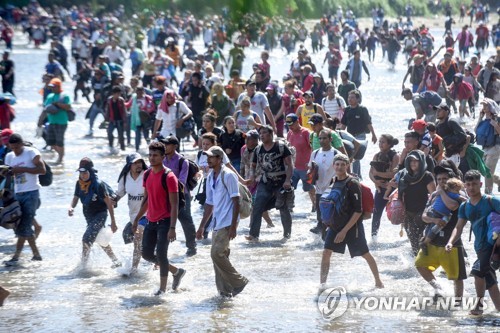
[161,136,179,146]
[245,79,256,86]
[8,133,23,144]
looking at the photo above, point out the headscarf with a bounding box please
[78,168,100,205]
[397,150,427,198]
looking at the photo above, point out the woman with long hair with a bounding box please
[368,134,400,240]
[219,116,246,172]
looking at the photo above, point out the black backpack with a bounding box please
[39,160,53,186]
[144,168,186,210]
[179,156,200,191]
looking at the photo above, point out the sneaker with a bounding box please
[280,236,290,244]
[186,247,197,257]
[310,226,322,234]
[31,255,42,261]
[245,235,259,242]
[154,289,165,296]
[85,130,93,137]
[172,268,186,291]
[111,260,122,269]
[371,235,378,245]
[4,258,19,266]
[219,291,232,298]
[232,279,248,297]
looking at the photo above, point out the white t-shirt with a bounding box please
[104,46,125,63]
[308,148,337,195]
[117,171,145,222]
[156,101,191,138]
[322,96,346,120]
[5,146,41,193]
[237,92,269,124]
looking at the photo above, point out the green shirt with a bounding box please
[44,93,71,125]
[310,131,343,150]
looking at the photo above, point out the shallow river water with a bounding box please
[0,22,499,332]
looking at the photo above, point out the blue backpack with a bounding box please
[319,176,352,230]
[475,119,497,147]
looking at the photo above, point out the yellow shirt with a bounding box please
[300,104,317,130]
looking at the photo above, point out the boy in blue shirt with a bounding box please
[447,170,500,315]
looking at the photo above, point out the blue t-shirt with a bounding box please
[458,195,500,252]
[433,191,460,216]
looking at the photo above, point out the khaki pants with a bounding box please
[211,227,247,294]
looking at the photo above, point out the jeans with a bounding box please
[15,190,40,237]
[135,125,150,151]
[178,192,197,249]
[230,158,241,174]
[88,102,103,132]
[249,182,292,239]
[353,133,366,178]
[108,120,125,150]
[82,210,107,244]
[371,188,391,236]
[142,218,171,277]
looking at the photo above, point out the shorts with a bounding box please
[15,190,41,238]
[82,211,107,245]
[471,246,498,289]
[46,124,67,147]
[415,244,467,280]
[291,169,314,192]
[328,66,339,79]
[324,222,369,258]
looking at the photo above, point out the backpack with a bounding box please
[483,195,500,245]
[421,91,442,107]
[476,119,497,147]
[275,138,296,167]
[359,182,374,220]
[178,156,200,191]
[319,176,353,229]
[38,160,53,186]
[220,168,253,219]
[101,180,119,207]
[175,102,195,139]
[0,189,22,229]
[386,189,405,225]
[144,168,186,211]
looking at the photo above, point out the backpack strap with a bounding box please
[336,97,342,108]
[175,102,180,119]
[310,132,314,148]
[313,148,320,159]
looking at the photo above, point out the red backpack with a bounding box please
[360,182,374,220]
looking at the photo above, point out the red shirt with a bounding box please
[144,168,178,222]
[287,127,311,171]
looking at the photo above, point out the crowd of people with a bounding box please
[0,1,500,316]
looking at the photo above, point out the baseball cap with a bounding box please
[285,114,299,125]
[433,102,450,111]
[411,119,427,130]
[161,136,179,146]
[245,79,256,86]
[77,157,94,172]
[313,72,322,78]
[203,146,225,158]
[126,152,144,165]
[48,78,62,89]
[246,129,259,139]
[7,132,22,144]
[265,84,276,91]
[308,113,324,125]
[303,90,314,97]
[434,165,454,176]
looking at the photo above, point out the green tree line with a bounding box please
[19,0,497,20]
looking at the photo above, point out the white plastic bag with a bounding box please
[95,226,113,247]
